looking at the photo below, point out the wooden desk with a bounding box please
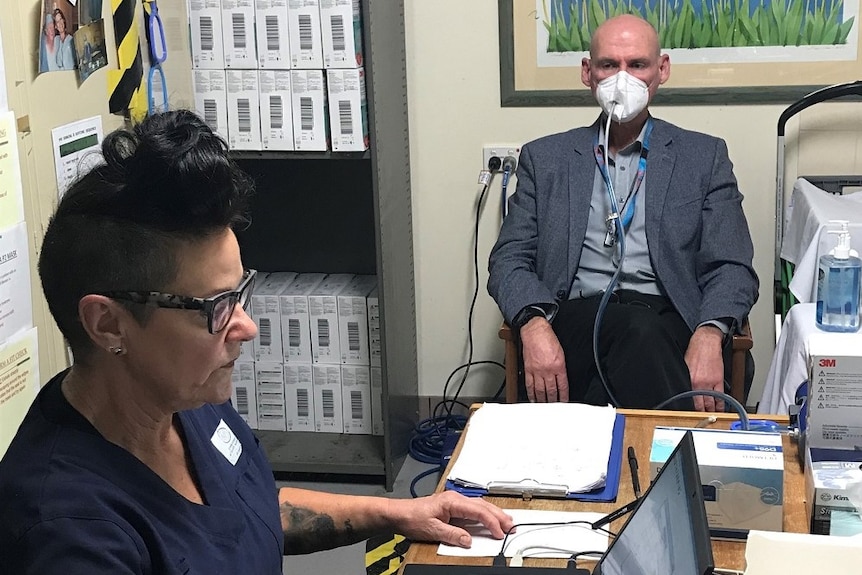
[400,409,806,573]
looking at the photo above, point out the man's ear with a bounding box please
[581,57,592,88]
[658,53,671,85]
[77,295,129,352]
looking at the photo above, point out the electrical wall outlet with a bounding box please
[482,145,521,173]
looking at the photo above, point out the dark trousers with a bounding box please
[521,291,695,410]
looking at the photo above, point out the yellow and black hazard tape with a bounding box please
[365,533,410,575]
[108,0,147,121]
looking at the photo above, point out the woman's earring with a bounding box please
[108,346,124,355]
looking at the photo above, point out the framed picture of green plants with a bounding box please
[500,0,862,106]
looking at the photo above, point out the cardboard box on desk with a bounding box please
[806,350,862,452]
[650,427,783,537]
[804,449,862,536]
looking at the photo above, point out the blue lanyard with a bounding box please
[594,119,653,230]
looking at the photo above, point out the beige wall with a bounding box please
[404,0,862,404]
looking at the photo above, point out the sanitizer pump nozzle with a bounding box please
[827,220,858,260]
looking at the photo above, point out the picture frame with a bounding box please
[500,0,862,106]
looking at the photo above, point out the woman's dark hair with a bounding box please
[38,110,253,362]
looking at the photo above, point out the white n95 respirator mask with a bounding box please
[596,71,649,123]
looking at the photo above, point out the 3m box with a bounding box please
[287,0,323,68]
[280,273,327,364]
[341,366,371,434]
[337,274,376,365]
[226,70,262,150]
[805,448,862,536]
[290,69,328,151]
[255,0,291,68]
[313,364,343,433]
[284,363,315,431]
[650,427,784,536]
[252,272,297,362]
[255,361,286,431]
[258,70,295,151]
[188,0,225,69]
[326,68,369,152]
[192,69,229,143]
[230,360,257,429]
[370,366,383,435]
[221,0,257,68]
[806,351,862,451]
[320,0,363,68]
[309,273,353,363]
[367,287,380,367]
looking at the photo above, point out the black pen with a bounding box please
[627,446,641,499]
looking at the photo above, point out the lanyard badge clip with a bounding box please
[604,212,619,247]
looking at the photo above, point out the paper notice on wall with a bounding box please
[0,327,39,458]
[0,23,7,112]
[51,116,103,197]
[0,111,25,229]
[0,221,33,343]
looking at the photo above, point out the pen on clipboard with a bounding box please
[627,446,641,499]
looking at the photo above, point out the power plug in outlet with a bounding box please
[483,145,521,173]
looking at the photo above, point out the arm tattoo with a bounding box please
[280,500,366,554]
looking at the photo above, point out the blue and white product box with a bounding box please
[326,67,369,152]
[341,366,371,434]
[258,70,295,151]
[251,271,297,361]
[284,363,315,431]
[290,69,328,151]
[287,0,323,68]
[308,273,353,363]
[226,70,262,150]
[255,361,286,431]
[337,274,376,365]
[230,360,257,429]
[188,0,225,69]
[312,364,343,433]
[320,0,364,68]
[192,69,229,142]
[366,287,380,368]
[806,351,862,452]
[805,448,862,536]
[370,366,383,435]
[255,0,291,68]
[649,426,784,536]
[279,273,327,364]
[221,0,257,68]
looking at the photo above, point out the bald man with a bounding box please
[488,15,758,412]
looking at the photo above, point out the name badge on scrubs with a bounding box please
[211,419,243,465]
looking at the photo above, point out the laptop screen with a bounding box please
[594,431,713,575]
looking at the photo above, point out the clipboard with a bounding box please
[445,413,626,502]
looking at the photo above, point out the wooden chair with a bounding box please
[499,320,753,406]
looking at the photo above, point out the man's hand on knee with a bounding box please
[520,318,569,403]
[685,326,725,412]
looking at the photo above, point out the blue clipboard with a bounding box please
[445,413,626,502]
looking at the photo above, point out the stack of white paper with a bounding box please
[447,403,617,495]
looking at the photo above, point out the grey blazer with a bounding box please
[488,117,759,333]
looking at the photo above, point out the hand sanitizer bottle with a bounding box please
[816,220,861,332]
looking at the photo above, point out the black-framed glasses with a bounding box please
[98,269,257,334]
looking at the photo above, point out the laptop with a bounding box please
[402,431,713,575]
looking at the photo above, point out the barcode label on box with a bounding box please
[200,16,214,51]
[322,389,334,418]
[297,388,309,418]
[266,15,280,51]
[232,13,246,48]
[299,14,313,50]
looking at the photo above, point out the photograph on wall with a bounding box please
[38,0,80,74]
[75,20,108,82]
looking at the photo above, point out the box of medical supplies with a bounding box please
[280,273,327,364]
[284,363,315,432]
[255,0,291,68]
[370,366,383,435]
[308,273,353,363]
[290,69,328,151]
[805,447,862,536]
[287,0,323,68]
[251,272,297,362]
[221,0,257,68]
[337,274,376,364]
[650,426,784,536]
[367,287,380,368]
[341,366,371,434]
[189,0,225,69]
[313,364,343,433]
[258,70,295,151]
[255,361,286,431]
[193,70,229,142]
[326,68,369,152]
[806,352,862,452]
[230,360,257,429]
[320,0,364,68]
[226,70,262,150]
